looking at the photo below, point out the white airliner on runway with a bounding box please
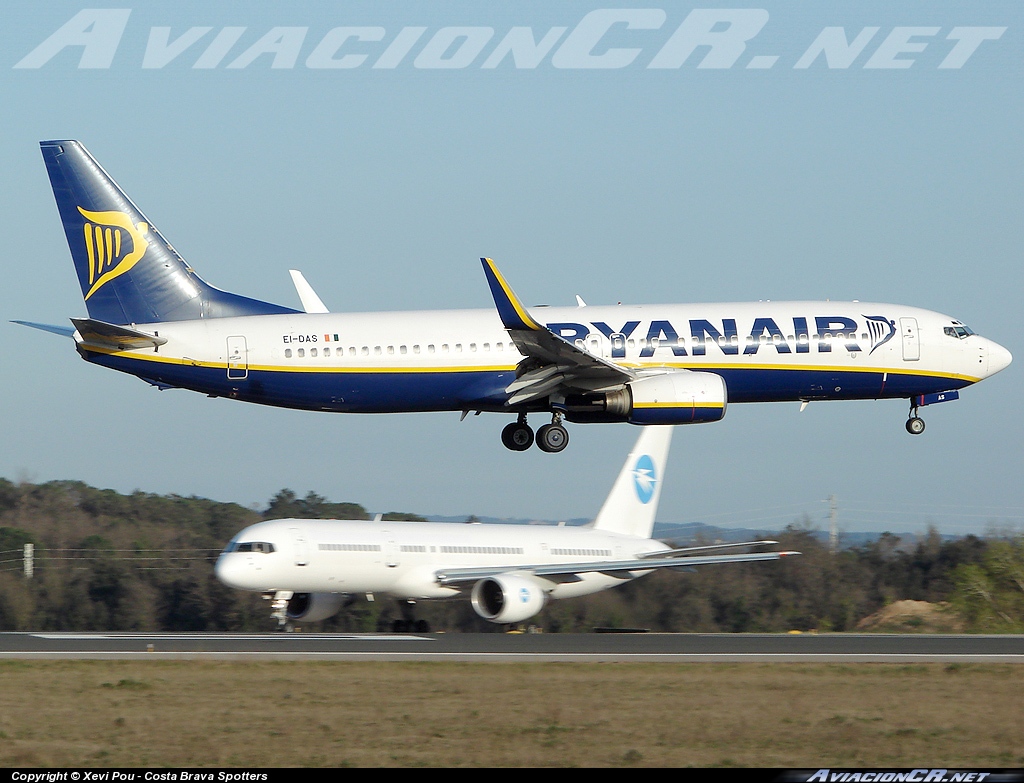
[18,141,1011,453]
[215,425,798,631]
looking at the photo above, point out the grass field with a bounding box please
[0,661,1021,767]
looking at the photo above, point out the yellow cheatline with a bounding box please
[81,346,518,374]
[79,345,980,384]
[633,401,724,409]
[648,360,975,383]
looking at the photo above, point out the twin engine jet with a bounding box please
[18,140,1012,453]
[215,424,798,630]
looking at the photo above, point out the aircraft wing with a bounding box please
[435,550,800,587]
[481,258,634,405]
[637,540,782,558]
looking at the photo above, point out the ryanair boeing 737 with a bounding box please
[18,141,1011,453]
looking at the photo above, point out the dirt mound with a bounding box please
[856,600,965,633]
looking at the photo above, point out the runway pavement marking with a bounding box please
[4,652,1024,662]
[29,633,430,641]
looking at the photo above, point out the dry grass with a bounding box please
[0,661,1021,767]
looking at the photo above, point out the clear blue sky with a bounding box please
[2,2,1021,536]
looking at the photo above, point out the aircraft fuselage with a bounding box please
[81,301,1007,414]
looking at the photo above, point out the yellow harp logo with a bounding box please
[78,207,150,300]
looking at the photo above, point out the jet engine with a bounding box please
[470,574,548,624]
[564,370,727,425]
[285,592,347,623]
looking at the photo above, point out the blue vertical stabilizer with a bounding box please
[40,140,297,324]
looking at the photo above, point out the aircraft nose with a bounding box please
[215,554,246,589]
[987,341,1012,376]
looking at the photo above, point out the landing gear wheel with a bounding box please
[906,416,925,435]
[501,422,534,451]
[536,423,569,453]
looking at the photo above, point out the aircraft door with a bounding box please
[289,526,309,566]
[227,335,248,379]
[382,533,399,568]
[609,333,626,359]
[900,318,920,361]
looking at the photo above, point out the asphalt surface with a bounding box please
[1,632,1021,662]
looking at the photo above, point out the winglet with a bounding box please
[289,270,329,313]
[480,258,542,332]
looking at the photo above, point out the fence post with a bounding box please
[23,543,33,579]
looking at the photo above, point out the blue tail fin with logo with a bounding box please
[40,140,297,325]
[587,425,674,539]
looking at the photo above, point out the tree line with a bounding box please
[0,478,1020,633]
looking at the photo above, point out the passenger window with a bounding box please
[285,349,292,358]
[297,348,305,357]
[310,347,318,357]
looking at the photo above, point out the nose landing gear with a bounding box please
[906,401,925,435]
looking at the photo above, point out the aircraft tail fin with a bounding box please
[39,140,296,325]
[588,425,674,539]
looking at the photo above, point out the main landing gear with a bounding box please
[906,401,925,435]
[391,600,430,634]
[501,412,570,453]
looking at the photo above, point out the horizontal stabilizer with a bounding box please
[70,317,167,351]
[11,320,76,338]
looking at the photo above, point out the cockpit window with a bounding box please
[944,323,975,339]
[231,541,276,554]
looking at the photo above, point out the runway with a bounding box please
[1,631,1021,662]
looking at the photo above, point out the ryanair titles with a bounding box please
[546,314,897,358]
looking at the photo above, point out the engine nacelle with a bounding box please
[564,370,727,425]
[471,574,548,624]
[286,592,347,623]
